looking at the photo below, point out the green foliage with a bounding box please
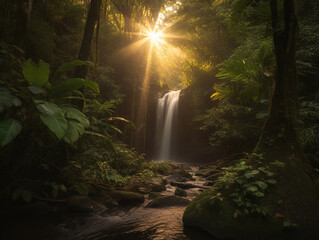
[213,40,274,105]
[148,160,172,175]
[35,100,90,143]
[23,59,50,87]
[0,87,22,112]
[35,100,68,140]
[195,103,262,149]
[48,78,86,99]
[12,188,33,202]
[212,153,280,218]
[53,60,94,80]
[0,118,23,147]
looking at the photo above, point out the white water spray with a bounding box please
[156,90,181,160]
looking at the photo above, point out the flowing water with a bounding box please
[5,168,216,240]
[59,169,214,240]
[156,90,181,161]
[4,90,218,240]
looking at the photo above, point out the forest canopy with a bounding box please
[1,0,319,239]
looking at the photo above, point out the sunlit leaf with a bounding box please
[23,59,50,87]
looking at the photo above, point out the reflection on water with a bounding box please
[3,167,218,240]
[58,204,214,240]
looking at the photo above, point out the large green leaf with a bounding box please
[0,118,22,147]
[83,80,100,94]
[48,78,99,99]
[63,120,85,144]
[35,100,67,140]
[61,106,89,127]
[0,87,21,113]
[48,78,86,99]
[23,59,50,87]
[53,60,94,81]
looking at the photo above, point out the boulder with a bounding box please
[126,177,166,193]
[148,192,163,199]
[146,196,190,208]
[109,190,144,206]
[150,178,167,192]
[175,187,187,197]
[183,189,286,240]
[95,191,118,208]
[166,168,193,182]
[171,182,208,189]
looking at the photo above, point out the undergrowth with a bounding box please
[210,153,284,218]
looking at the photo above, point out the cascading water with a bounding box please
[156,90,181,161]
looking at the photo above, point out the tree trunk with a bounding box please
[14,0,33,49]
[74,0,101,109]
[255,0,299,154]
[77,0,101,78]
[253,0,319,235]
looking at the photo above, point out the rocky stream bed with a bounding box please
[1,163,225,240]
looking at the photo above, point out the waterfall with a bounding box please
[156,90,181,161]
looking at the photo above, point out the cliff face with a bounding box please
[173,87,216,164]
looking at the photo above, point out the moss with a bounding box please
[183,188,286,240]
[109,190,144,205]
[148,192,163,199]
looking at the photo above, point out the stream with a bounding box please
[3,167,217,240]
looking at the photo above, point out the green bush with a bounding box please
[195,103,263,151]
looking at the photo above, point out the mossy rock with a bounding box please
[109,190,144,206]
[148,192,163,199]
[150,178,167,192]
[183,188,287,240]
[146,195,190,208]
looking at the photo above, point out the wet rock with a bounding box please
[148,192,163,199]
[170,182,208,190]
[126,177,166,193]
[137,187,149,194]
[166,168,193,182]
[65,196,105,213]
[109,190,145,206]
[95,192,118,208]
[146,196,190,208]
[150,178,166,192]
[175,187,187,197]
